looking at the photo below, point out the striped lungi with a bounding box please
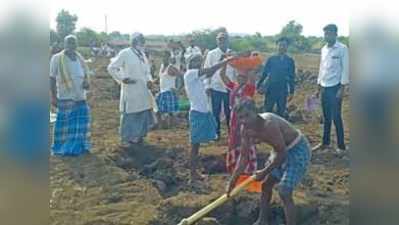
[120,109,154,144]
[156,90,179,113]
[52,100,91,156]
[268,135,311,195]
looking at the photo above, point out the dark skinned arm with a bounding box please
[198,57,235,78]
[50,77,57,107]
[288,58,295,95]
[166,65,183,77]
[219,64,232,86]
[257,58,271,89]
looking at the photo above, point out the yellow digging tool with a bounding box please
[177,175,256,225]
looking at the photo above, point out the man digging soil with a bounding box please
[226,99,311,225]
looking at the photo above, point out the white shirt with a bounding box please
[318,41,349,87]
[107,47,154,113]
[184,45,202,60]
[159,64,176,92]
[203,47,237,93]
[50,52,87,101]
[184,69,211,113]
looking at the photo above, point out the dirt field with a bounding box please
[50,54,349,225]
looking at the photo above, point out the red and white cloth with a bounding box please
[225,81,257,175]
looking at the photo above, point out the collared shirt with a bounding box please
[203,47,237,93]
[318,41,349,87]
[50,52,87,101]
[258,54,296,94]
[184,69,211,113]
[107,47,153,113]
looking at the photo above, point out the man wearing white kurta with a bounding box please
[107,33,155,147]
[203,32,237,139]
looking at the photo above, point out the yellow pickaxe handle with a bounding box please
[177,175,256,225]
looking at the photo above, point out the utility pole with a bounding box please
[104,14,108,34]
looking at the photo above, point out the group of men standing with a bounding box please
[49,24,348,225]
[50,24,348,155]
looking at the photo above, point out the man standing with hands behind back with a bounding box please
[313,24,349,154]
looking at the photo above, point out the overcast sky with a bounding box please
[50,0,351,36]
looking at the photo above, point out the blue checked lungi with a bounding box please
[268,135,311,195]
[52,100,91,156]
[189,110,217,144]
[156,90,179,113]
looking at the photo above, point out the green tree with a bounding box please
[50,29,59,45]
[191,27,229,51]
[56,9,78,40]
[97,32,109,44]
[109,31,123,40]
[278,20,311,53]
[231,38,253,51]
[338,36,349,47]
[122,34,130,41]
[76,27,98,46]
[230,34,269,52]
[280,20,303,39]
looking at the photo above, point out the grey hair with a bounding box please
[64,34,77,44]
[131,32,144,45]
[64,34,78,47]
[64,34,78,42]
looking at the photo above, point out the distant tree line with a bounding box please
[51,9,349,54]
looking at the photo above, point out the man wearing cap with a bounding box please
[313,24,349,154]
[107,33,155,147]
[257,37,296,118]
[203,31,237,140]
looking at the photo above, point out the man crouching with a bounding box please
[226,99,311,225]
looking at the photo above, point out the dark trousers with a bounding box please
[321,84,346,149]
[211,90,230,137]
[264,91,287,118]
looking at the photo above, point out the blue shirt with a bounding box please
[257,54,296,95]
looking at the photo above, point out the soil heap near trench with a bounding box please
[50,56,350,225]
